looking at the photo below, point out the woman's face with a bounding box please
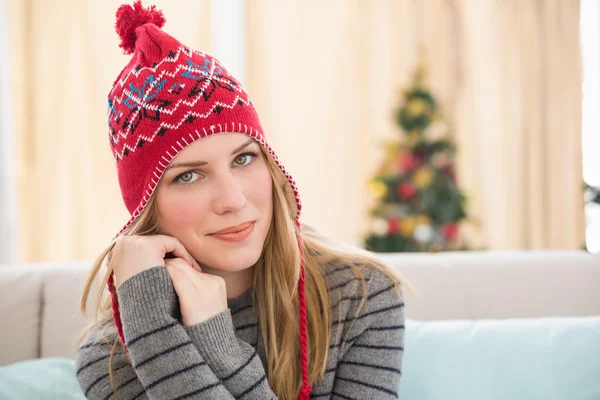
[155,133,273,273]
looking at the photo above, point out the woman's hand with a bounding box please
[110,234,202,288]
[164,257,228,326]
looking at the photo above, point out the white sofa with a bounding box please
[1,250,599,367]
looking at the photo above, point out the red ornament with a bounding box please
[398,182,417,199]
[399,153,419,172]
[442,222,459,241]
[388,218,401,234]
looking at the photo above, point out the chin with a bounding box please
[196,241,263,272]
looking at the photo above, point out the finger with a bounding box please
[165,257,203,288]
[165,257,194,272]
[162,237,199,270]
[165,260,198,296]
[155,235,202,272]
[173,263,226,299]
[167,258,204,291]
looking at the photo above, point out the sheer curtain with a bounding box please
[246,0,585,250]
[5,0,211,262]
[0,0,17,263]
[3,0,585,261]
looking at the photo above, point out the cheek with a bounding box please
[157,189,208,231]
[247,166,273,211]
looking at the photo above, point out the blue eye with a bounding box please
[234,152,258,166]
[175,171,199,184]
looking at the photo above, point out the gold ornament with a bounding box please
[400,216,417,236]
[369,180,388,199]
[407,98,429,118]
[413,166,434,188]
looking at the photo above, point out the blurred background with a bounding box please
[0,0,597,263]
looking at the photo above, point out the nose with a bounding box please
[213,171,246,215]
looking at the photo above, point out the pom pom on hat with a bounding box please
[115,0,166,55]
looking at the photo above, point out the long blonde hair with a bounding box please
[78,146,411,399]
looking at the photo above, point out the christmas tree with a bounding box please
[364,64,469,252]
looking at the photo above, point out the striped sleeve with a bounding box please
[76,334,149,399]
[184,310,278,399]
[76,266,236,399]
[331,268,405,399]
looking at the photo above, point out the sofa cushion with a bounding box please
[1,317,599,399]
[399,316,600,400]
[0,358,84,399]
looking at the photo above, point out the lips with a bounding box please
[208,221,256,243]
[209,221,254,236]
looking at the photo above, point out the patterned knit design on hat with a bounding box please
[107,2,310,398]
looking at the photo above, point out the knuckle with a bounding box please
[211,275,226,287]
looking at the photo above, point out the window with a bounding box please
[581,0,600,254]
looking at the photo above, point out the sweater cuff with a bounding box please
[184,309,241,360]
[117,266,179,331]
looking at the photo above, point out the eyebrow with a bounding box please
[165,138,256,171]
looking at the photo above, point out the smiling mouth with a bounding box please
[209,221,254,235]
[208,221,255,243]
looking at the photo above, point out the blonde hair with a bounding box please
[78,146,411,399]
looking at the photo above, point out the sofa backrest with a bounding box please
[1,250,599,366]
[377,250,600,320]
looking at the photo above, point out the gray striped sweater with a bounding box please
[76,262,405,399]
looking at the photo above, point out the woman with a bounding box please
[76,2,409,399]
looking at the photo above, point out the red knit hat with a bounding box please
[106,2,310,398]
